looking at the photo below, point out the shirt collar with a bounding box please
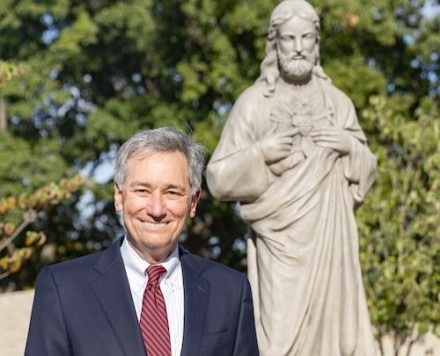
[120,236,180,284]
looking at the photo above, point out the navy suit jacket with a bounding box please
[25,239,259,356]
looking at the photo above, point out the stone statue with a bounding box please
[205,1,377,355]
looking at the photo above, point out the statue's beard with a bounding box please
[279,55,314,82]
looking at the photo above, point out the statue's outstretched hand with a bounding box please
[258,128,299,164]
[310,126,353,156]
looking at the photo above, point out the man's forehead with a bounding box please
[130,149,186,162]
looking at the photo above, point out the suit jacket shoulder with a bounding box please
[25,238,146,356]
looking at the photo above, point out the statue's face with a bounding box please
[277,15,318,82]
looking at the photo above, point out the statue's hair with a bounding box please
[114,127,206,195]
[257,0,330,97]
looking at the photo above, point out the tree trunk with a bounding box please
[0,98,7,132]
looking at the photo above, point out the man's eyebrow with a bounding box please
[164,183,187,191]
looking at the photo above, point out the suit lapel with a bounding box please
[91,239,145,356]
[180,250,210,356]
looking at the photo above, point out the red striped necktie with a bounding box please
[140,265,171,356]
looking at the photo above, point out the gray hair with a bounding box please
[114,127,206,194]
[257,0,329,97]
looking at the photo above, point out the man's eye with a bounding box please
[134,189,148,194]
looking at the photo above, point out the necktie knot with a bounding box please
[146,265,167,287]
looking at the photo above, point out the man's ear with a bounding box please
[189,190,201,218]
[114,183,123,212]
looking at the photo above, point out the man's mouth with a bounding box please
[139,220,169,226]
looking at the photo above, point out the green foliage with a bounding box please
[0,133,69,195]
[0,61,26,85]
[0,0,439,352]
[357,94,440,351]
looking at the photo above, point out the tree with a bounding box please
[358,94,440,355]
[0,0,439,353]
[0,59,83,285]
[0,175,84,284]
[0,57,85,288]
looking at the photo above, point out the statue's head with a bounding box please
[258,0,328,96]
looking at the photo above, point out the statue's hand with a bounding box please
[258,128,299,164]
[269,152,305,176]
[310,126,353,156]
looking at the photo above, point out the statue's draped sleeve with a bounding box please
[207,85,275,202]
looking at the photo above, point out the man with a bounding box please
[25,127,259,356]
[206,1,377,355]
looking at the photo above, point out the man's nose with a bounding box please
[146,192,167,217]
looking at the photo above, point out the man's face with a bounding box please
[277,15,318,82]
[114,150,199,263]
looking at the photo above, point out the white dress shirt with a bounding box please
[120,237,184,356]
